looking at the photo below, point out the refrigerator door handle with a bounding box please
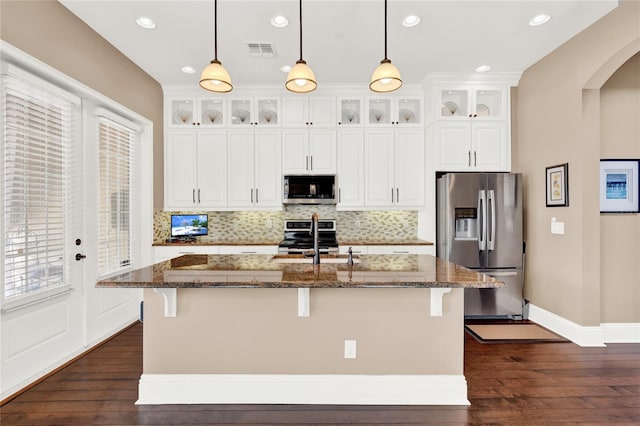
[488,189,496,251]
[478,190,487,250]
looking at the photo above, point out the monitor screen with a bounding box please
[170,214,209,237]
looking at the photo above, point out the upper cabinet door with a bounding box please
[282,97,335,128]
[229,98,254,127]
[199,98,226,127]
[337,98,363,127]
[167,97,197,128]
[437,85,507,120]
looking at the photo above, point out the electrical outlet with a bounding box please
[266,219,273,229]
[344,340,357,359]
[355,219,360,228]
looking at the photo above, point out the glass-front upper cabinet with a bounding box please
[168,98,196,127]
[366,97,422,126]
[199,98,225,126]
[229,97,280,127]
[167,97,226,127]
[337,98,363,126]
[437,86,506,120]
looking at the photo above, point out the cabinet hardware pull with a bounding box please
[391,188,394,203]
[468,151,471,167]
[310,156,313,171]
[241,251,257,254]
[193,189,195,204]
[474,151,477,167]
[306,155,309,170]
[198,189,201,203]
[393,251,410,254]
[339,188,341,203]
[251,188,254,203]
[396,188,399,203]
[256,188,259,204]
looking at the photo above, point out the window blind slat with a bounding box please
[2,74,75,300]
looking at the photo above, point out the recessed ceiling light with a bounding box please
[135,16,156,29]
[181,66,196,74]
[475,65,491,73]
[402,15,421,28]
[280,65,292,73]
[271,15,289,28]
[529,13,551,26]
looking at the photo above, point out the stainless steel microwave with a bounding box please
[283,175,336,205]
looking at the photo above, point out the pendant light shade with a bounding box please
[200,0,232,93]
[286,0,316,93]
[286,59,317,93]
[369,0,402,93]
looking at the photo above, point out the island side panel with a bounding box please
[142,287,464,375]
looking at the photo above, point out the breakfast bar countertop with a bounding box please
[97,254,503,289]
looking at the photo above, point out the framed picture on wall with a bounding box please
[546,163,569,207]
[599,159,639,213]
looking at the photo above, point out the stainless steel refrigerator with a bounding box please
[437,173,524,319]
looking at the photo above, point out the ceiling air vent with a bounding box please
[247,42,276,58]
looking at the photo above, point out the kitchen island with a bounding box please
[97,254,503,405]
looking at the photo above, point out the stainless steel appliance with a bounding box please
[278,219,339,254]
[283,175,336,205]
[437,173,524,319]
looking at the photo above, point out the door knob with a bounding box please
[75,253,87,261]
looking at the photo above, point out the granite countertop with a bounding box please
[97,254,503,289]
[153,239,434,247]
[153,241,280,246]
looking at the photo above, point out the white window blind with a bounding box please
[2,72,77,300]
[97,115,137,277]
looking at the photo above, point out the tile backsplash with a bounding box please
[154,206,418,243]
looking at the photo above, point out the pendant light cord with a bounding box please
[384,0,388,60]
[298,0,303,61]
[214,0,218,61]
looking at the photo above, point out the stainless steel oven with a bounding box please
[277,219,339,254]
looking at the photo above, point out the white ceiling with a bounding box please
[59,0,619,89]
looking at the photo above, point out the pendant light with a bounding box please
[285,0,317,93]
[369,0,402,93]
[199,0,233,93]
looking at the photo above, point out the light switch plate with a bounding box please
[344,340,357,359]
[551,221,565,235]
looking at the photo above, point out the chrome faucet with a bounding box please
[309,212,320,264]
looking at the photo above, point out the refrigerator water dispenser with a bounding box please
[455,208,477,239]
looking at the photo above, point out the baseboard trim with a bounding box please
[601,323,640,343]
[528,304,640,346]
[136,374,470,406]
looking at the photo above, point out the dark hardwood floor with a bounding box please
[1,322,639,425]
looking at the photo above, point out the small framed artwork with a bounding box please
[546,163,569,207]
[599,159,639,213]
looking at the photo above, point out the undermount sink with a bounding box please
[270,254,361,264]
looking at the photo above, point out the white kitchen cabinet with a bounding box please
[364,129,425,207]
[228,97,280,127]
[227,130,282,209]
[282,129,337,174]
[436,120,508,171]
[336,130,365,207]
[166,96,226,128]
[282,97,336,128]
[154,245,220,263]
[165,130,227,210]
[337,97,364,127]
[366,245,434,255]
[366,96,423,127]
[218,245,278,255]
[338,245,434,255]
[434,84,510,171]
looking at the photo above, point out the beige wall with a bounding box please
[515,1,640,325]
[599,52,640,323]
[144,288,464,375]
[0,0,164,208]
